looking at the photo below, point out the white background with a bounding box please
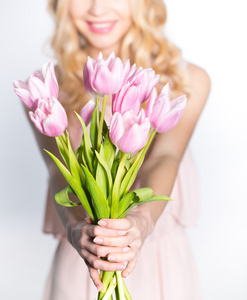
[0,0,247,299]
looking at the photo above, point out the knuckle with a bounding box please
[95,246,104,257]
[93,226,99,236]
[130,251,136,260]
[125,236,131,245]
[79,239,85,249]
[80,248,87,258]
[92,259,100,269]
[81,226,87,236]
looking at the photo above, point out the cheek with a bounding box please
[68,0,90,19]
[113,0,132,19]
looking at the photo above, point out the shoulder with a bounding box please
[185,61,211,105]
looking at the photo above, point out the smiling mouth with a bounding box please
[86,21,117,33]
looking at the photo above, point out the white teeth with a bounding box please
[90,22,113,29]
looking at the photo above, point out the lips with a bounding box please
[86,21,117,34]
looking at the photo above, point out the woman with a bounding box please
[29,0,211,299]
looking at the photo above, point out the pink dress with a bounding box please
[42,105,202,300]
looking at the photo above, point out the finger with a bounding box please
[121,259,137,278]
[85,217,93,225]
[84,241,130,258]
[85,261,103,291]
[86,225,127,238]
[107,247,135,263]
[81,248,125,272]
[98,218,134,231]
[93,234,133,248]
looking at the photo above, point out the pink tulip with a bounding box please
[127,66,160,103]
[112,80,141,115]
[146,83,187,133]
[83,52,130,97]
[29,97,68,137]
[13,61,58,110]
[109,109,150,153]
[80,98,96,126]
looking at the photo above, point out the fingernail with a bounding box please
[123,247,130,253]
[93,237,103,244]
[118,230,126,236]
[117,264,125,270]
[108,255,116,261]
[97,285,102,291]
[98,220,107,226]
[123,272,128,278]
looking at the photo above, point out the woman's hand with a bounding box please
[95,209,153,278]
[66,218,130,291]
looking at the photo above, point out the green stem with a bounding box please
[116,271,125,299]
[97,95,107,151]
[123,280,132,300]
[98,271,115,299]
[143,129,156,155]
[111,153,127,218]
[101,275,117,300]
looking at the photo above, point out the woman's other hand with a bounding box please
[66,217,130,291]
[95,209,153,278]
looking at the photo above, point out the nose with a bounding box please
[88,0,109,16]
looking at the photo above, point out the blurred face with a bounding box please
[69,0,133,57]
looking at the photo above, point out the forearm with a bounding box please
[129,154,180,236]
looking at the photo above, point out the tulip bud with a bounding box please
[83,52,130,97]
[109,109,150,154]
[80,98,97,126]
[127,66,160,103]
[13,61,58,111]
[29,97,68,137]
[112,80,141,115]
[146,83,187,133]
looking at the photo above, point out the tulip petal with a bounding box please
[13,86,37,110]
[44,62,59,99]
[145,88,157,118]
[109,112,125,145]
[120,85,140,115]
[154,95,187,133]
[32,70,44,81]
[105,51,115,63]
[93,65,116,95]
[29,110,44,133]
[42,114,65,137]
[80,98,96,126]
[28,77,49,100]
[117,121,150,153]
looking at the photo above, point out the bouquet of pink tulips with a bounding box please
[13,52,187,300]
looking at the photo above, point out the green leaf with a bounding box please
[119,149,145,198]
[118,191,135,217]
[102,133,116,171]
[119,195,173,218]
[55,136,70,167]
[95,149,113,196]
[67,133,81,184]
[118,188,153,217]
[132,187,153,201]
[111,153,127,218]
[55,186,81,207]
[81,165,110,219]
[90,106,98,151]
[75,111,94,173]
[95,147,108,200]
[45,150,95,221]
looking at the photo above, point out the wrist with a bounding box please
[127,207,155,240]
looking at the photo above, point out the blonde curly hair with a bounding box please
[47,0,192,114]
